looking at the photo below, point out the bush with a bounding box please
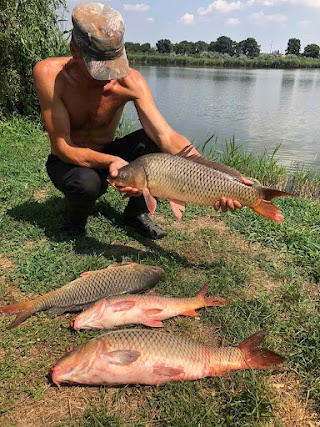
[0,0,69,118]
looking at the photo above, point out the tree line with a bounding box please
[126,37,320,59]
[126,36,261,59]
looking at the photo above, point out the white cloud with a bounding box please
[197,0,241,15]
[250,11,287,24]
[245,0,275,6]
[226,17,240,24]
[146,17,154,23]
[123,4,150,12]
[285,0,320,6]
[179,13,195,25]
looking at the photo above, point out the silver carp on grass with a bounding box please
[0,263,164,329]
[108,148,293,222]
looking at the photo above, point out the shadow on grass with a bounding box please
[7,196,194,268]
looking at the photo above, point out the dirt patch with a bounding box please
[268,373,320,427]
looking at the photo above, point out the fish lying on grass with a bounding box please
[108,147,293,222]
[51,329,285,387]
[0,263,164,329]
[71,283,227,331]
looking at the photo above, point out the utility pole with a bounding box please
[270,40,273,53]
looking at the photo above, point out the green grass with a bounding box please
[0,117,319,427]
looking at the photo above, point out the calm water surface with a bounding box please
[125,66,320,167]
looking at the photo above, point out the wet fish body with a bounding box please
[108,150,293,222]
[71,283,228,330]
[51,329,285,387]
[0,263,164,329]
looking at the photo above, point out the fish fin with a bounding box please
[103,350,140,366]
[180,309,198,317]
[251,200,284,222]
[46,307,68,316]
[176,146,243,180]
[107,262,135,269]
[143,308,163,316]
[0,300,36,329]
[169,200,186,220]
[153,365,184,377]
[196,284,228,307]
[238,330,285,370]
[142,319,164,327]
[142,188,157,214]
[261,188,295,201]
[79,270,97,277]
[109,301,136,312]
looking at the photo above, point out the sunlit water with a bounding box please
[125,66,320,168]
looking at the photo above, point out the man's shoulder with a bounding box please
[33,57,71,80]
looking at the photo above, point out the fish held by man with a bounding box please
[0,263,164,329]
[51,329,285,387]
[107,147,294,222]
[71,283,227,331]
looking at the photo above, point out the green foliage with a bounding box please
[0,0,69,118]
[156,38,173,54]
[286,38,301,55]
[304,43,320,58]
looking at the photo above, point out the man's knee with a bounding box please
[64,168,103,200]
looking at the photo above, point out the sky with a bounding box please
[64,0,320,54]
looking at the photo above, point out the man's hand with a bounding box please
[108,157,142,198]
[214,176,254,212]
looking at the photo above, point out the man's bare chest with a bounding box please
[62,86,125,130]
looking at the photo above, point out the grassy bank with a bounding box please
[128,52,320,69]
[0,117,319,427]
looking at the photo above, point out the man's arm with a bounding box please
[33,60,123,169]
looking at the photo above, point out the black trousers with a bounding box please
[45,129,160,226]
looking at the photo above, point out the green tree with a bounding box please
[156,39,173,54]
[237,38,260,58]
[286,38,301,55]
[140,43,151,53]
[174,40,193,55]
[213,36,235,55]
[193,41,208,54]
[125,42,141,53]
[0,0,68,117]
[303,43,319,58]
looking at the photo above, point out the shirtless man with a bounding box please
[33,3,247,239]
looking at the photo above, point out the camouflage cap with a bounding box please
[72,3,129,80]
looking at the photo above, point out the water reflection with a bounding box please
[125,66,320,167]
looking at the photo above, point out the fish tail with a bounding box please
[238,330,285,370]
[251,188,294,222]
[196,284,228,307]
[0,300,37,329]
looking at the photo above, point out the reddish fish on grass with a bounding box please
[108,147,294,222]
[51,329,285,387]
[0,263,164,329]
[71,283,227,331]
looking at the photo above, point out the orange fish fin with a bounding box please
[239,330,285,370]
[169,200,186,220]
[196,283,209,298]
[153,365,184,377]
[103,350,140,366]
[142,319,164,327]
[251,200,284,222]
[0,300,36,329]
[176,146,243,180]
[109,301,136,312]
[180,309,198,317]
[196,284,228,307]
[142,188,157,214]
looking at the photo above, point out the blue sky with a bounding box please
[65,1,320,53]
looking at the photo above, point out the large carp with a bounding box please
[51,329,284,387]
[108,148,293,222]
[0,263,164,329]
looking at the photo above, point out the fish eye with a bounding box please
[119,171,127,179]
